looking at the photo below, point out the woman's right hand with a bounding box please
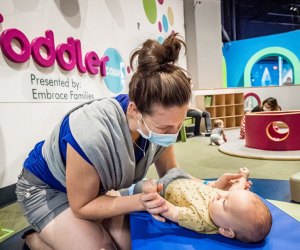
[140,182,167,222]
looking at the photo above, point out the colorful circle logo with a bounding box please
[103,48,125,94]
[142,0,176,43]
[143,0,157,24]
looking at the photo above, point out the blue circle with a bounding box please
[103,48,125,93]
[162,15,168,33]
[157,36,164,44]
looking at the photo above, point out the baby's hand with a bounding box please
[142,179,158,194]
[239,167,250,179]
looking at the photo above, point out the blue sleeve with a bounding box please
[59,116,93,166]
[115,94,129,112]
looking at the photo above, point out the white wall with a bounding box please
[184,0,223,89]
[0,0,186,188]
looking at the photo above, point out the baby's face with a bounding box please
[209,190,252,230]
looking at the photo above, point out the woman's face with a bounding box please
[263,103,271,111]
[140,103,189,135]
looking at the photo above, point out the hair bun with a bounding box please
[130,33,186,75]
[161,32,184,64]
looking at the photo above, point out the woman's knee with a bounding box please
[39,208,116,250]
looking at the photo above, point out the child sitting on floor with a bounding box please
[136,167,272,243]
[210,119,227,145]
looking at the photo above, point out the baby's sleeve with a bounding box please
[178,206,210,233]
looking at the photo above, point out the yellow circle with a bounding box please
[168,7,174,26]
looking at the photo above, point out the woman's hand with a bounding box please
[140,180,167,222]
[210,173,252,190]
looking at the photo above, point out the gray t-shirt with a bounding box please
[43,98,165,193]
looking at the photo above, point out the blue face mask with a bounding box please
[136,116,179,147]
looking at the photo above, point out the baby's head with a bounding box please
[209,190,272,243]
[213,119,224,128]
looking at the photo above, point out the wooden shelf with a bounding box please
[195,92,244,129]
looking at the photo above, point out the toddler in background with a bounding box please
[210,119,227,145]
[139,167,272,243]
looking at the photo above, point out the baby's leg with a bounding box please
[217,139,225,145]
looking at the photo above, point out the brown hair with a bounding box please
[235,193,272,243]
[213,119,223,128]
[129,33,191,115]
[262,97,281,111]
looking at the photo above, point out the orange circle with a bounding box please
[266,121,289,142]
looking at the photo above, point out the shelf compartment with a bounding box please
[234,93,244,104]
[205,106,215,118]
[195,92,244,130]
[214,95,225,106]
[225,106,235,116]
[204,95,213,107]
[235,104,244,115]
[225,94,234,105]
[235,115,243,127]
[225,117,235,128]
[215,106,225,117]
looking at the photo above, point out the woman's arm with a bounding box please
[154,145,178,178]
[66,144,165,220]
[132,145,179,218]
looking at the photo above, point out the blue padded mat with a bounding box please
[130,200,300,250]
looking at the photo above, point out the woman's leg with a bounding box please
[102,190,131,250]
[102,215,131,250]
[187,109,201,135]
[202,111,212,132]
[37,208,117,250]
[24,232,53,250]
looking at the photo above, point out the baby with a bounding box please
[140,168,272,243]
[210,119,227,145]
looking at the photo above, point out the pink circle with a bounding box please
[127,66,131,74]
[157,0,164,5]
[158,21,162,32]
[0,13,3,23]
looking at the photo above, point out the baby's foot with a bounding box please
[142,179,157,194]
[239,167,250,179]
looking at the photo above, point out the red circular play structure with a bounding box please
[245,111,300,151]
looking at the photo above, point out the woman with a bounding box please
[240,97,281,139]
[16,33,246,250]
[262,97,281,111]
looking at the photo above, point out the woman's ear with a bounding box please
[127,102,139,118]
[219,227,235,239]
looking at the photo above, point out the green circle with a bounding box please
[244,47,300,87]
[143,0,157,24]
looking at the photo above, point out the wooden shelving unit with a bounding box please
[195,93,244,129]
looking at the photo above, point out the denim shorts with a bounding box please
[15,168,69,232]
